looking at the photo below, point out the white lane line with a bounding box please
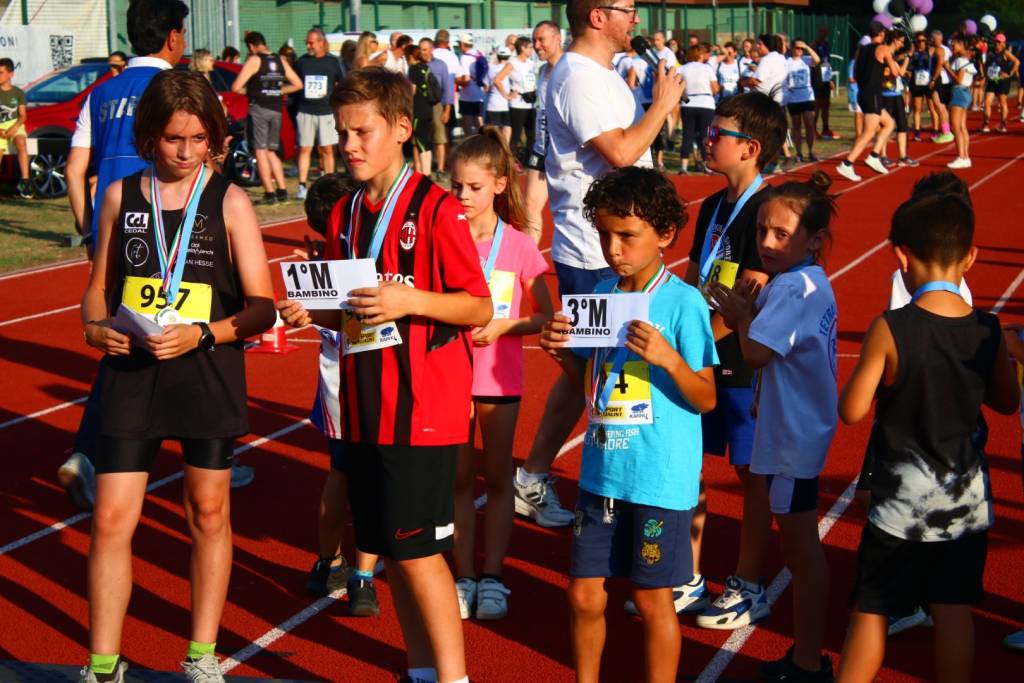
[0,397,88,430]
[991,268,1024,314]
[0,419,311,557]
[221,428,590,672]
[0,304,80,328]
[695,251,1021,682]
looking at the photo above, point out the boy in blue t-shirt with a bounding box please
[540,167,718,682]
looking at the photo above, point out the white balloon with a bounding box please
[980,15,997,31]
[891,15,904,24]
[873,0,891,15]
[909,14,928,33]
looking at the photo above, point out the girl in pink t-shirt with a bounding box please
[449,127,553,620]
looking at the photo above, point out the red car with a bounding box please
[2,58,296,198]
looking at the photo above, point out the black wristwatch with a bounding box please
[195,322,216,351]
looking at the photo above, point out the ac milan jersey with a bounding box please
[326,171,489,445]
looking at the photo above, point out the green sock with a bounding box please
[89,654,120,675]
[187,640,216,660]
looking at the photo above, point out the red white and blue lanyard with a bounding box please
[149,164,206,302]
[346,163,414,261]
[698,174,763,284]
[482,218,506,283]
[911,280,962,302]
[590,264,670,414]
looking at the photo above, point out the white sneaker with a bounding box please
[696,575,770,630]
[296,183,308,200]
[58,451,96,510]
[79,660,127,683]
[836,162,862,182]
[182,654,225,683]
[625,574,711,616]
[865,155,889,175]
[947,157,972,169]
[455,577,477,620]
[475,577,511,620]
[230,462,255,489]
[513,470,575,527]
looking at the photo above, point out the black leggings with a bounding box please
[883,95,908,133]
[509,107,535,160]
[95,435,236,474]
[681,106,715,161]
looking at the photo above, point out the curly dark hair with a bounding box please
[582,167,687,247]
[305,173,359,236]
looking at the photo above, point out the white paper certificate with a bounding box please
[561,293,650,348]
[280,259,379,310]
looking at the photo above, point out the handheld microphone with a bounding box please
[630,36,688,104]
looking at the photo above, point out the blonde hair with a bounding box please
[355,33,378,64]
[451,126,526,228]
[190,49,213,75]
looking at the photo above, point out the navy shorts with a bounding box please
[701,386,756,466]
[765,474,818,515]
[327,437,348,473]
[553,261,615,298]
[571,489,695,588]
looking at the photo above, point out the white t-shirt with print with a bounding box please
[748,265,839,479]
[677,61,717,110]
[508,57,537,109]
[717,60,741,96]
[783,56,815,105]
[486,63,510,112]
[546,51,652,270]
[754,51,787,104]
[630,56,651,106]
[951,56,977,88]
[459,50,486,102]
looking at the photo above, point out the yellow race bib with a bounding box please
[706,259,739,289]
[121,276,212,323]
[589,359,654,425]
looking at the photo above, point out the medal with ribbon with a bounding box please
[482,218,516,320]
[149,164,206,326]
[698,174,764,288]
[911,280,962,303]
[590,264,670,440]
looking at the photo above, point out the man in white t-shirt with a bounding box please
[512,0,685,527]
[383,33,411,74]
[457,33,486,135]
[653,31,678,67]
[745,33,787,104]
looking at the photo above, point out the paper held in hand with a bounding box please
[280,259,379,310]
[561,293,650,348]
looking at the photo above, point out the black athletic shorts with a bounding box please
[910,84,931,99]
[813,84,831,101]
[937,83,953,105]
[857,92,884,116]
[95,435,235,474]
[485,110,511,127]
[986,78,1012,96]
[786,100,815,116]
[850,522,987,615]
[345,442,458,561]
[883,95,908,133]
[412,116,434,154]
[459,100,482,118]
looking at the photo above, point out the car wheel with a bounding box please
[29,146,68,198]
[227,137,261,187]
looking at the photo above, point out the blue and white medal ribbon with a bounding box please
[149,163,206,306]
[482,218,506,284]
[346,163,414,261]
[911,280,962,303]
[698,174,763,284]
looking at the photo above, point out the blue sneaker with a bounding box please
[1005,629,1024,651]
[887,606,931,636]
[696,575,770,630]
[624,574,711,616]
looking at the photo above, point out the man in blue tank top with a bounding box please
[58,0,191,512]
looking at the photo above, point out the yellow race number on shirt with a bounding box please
[121,276,212,323]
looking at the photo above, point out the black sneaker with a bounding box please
[17,180,32,199]
[760,646,834,682]
[262,191,276,204]
[275,188,288,202]
[305,556,350,597]
[347,577,381,617]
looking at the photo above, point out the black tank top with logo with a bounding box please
[247,53,285,110]
[855,44,885,98]
[99,171,249,440]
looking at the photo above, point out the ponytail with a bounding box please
[450,126,527,229]
[765,170,837,259]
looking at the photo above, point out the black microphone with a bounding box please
[630,35,688,104]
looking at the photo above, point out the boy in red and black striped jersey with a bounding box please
[279,68,492,683]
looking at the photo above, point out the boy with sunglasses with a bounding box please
[682,92,788,631]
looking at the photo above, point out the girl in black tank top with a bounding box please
[78,70,275,679]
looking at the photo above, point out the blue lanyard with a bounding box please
[347,164,414,261]
[149,164,205,302]
[911,280,962,303]
[482,218,505,283]
[699,175,763,284]
[591,265,669,413]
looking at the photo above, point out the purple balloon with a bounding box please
[873,13,894,29]
[917,0,933,14]
[964,19,978,35]
[907,0,921,8]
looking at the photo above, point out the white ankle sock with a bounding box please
[516,467,544,486]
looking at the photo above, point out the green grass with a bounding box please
[0,93,860,274]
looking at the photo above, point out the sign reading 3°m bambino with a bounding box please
[561,293,650,348]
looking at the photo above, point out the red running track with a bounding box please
[0,124,1022,682]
